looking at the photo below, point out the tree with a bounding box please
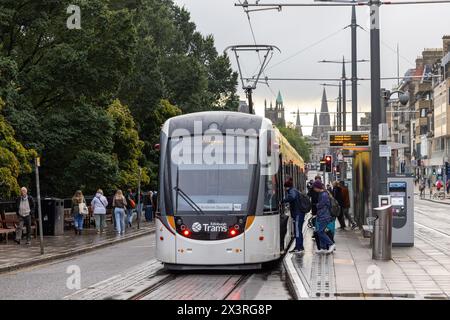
[0,0,239,196]
[278,126,312,163]
[0,98,37,198]
[107,99,149,190]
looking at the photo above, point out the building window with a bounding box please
[278,112,282,119]
[420,108,427,118]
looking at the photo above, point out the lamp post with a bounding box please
[137,167,142,230]
[35,157,44,255]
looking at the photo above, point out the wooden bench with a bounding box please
[0,211,16,243]
[3,213,37,239]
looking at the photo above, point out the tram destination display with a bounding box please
[328,131,370,148]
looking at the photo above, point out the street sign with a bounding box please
[379,144,391,157]
[329,131,370,148]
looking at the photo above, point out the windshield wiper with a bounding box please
[174,186,206,215]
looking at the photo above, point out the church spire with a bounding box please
[312,109,319,138]
[318,88,331,138]
[295,108,303,136]
[276,91,283,106]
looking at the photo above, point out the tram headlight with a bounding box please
[182,229,191,237]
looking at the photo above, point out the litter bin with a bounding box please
[372,204,392,260]
[40,198,65,236]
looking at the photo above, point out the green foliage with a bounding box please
[0,0,238,197]
[107,99,149,189]
[0,98,37,198]
[278,126,312,163]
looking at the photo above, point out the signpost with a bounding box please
[35,157,44,255]
[379,144,391,158]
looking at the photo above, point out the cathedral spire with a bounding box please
[295,108,303,136]
[312,109,319,138]
[318,88,331,138]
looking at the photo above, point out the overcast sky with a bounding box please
[174,0,450,135]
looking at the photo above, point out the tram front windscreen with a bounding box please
[168,135,258,215]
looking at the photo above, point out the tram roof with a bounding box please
[166,111,264,136]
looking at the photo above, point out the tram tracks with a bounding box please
[130,273,252,300]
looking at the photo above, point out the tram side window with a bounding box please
[264,174,278,211]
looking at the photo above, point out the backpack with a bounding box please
[297,191,312,213]
[129,199,136,209]
[326,191,341,218]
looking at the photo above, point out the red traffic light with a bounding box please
[325,155,332,162]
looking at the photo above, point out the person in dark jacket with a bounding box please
[340,181,357,229]
[144,191,153,222]
[332,181,346,230]
[314,181,335,254]
[281,177,305,253]
[15,187,35,245]
[307,176,322,216]
[125,189,135,228]
[151,191,158,213]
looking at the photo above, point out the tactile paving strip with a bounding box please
[310,254,336,299]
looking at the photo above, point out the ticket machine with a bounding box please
[388,176,414,247]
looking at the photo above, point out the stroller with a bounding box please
[308,216,335,249]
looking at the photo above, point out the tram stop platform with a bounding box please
[284,214,450,300]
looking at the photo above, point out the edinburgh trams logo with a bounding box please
[191,222,228,233]
[191,222,202,232]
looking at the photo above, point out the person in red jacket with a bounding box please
[436,179,443,192]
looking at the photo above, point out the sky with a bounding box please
[173,0,450,135]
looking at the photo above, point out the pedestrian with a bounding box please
[313,180,335,254]
[152,191,158,214]
[144,191,153,222]
[307,176,322,216]
[326,184,333,194]
[447,180,450,195]
[136,190,144,223]
[430,183,434,199]
[14,187,35,245]
[339,181,357,229]
[281,177,309,253]
[332,181,346,230]
[125,189,135,228]
[71,190,87,235]
[91,189,108,234]
[436,179,443,192]
[112,190,127,235]
[419,181,425,199]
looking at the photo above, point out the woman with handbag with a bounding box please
[71,190,88,235]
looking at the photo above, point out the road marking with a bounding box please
[415,222,450,239]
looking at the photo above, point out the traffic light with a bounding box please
[445,162,450,177]
[325,155,332,172]
[432,168,436,175]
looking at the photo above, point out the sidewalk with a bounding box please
[0,221,155,274]
[284,216,450,300]
[414,193,450,205]
[414,186,450,205]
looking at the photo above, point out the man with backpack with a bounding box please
[281,177,311,253]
